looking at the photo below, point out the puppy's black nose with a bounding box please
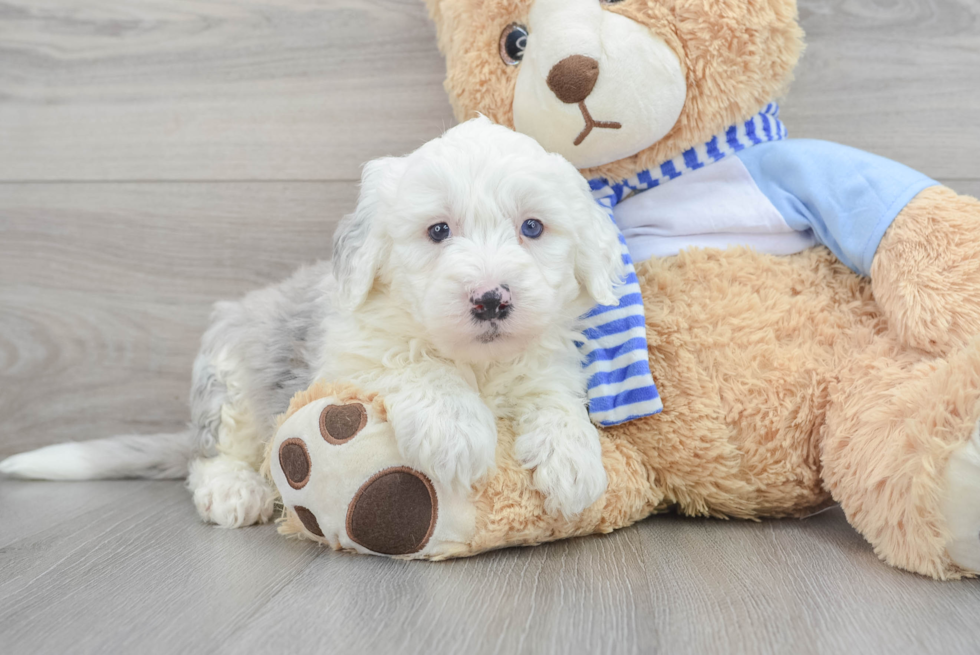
[470,286,512,322]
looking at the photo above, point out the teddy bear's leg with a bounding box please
[941,420,980,572]
[871,186,980,355]
[267,384,481,558]
[822,336,980,579]
[267,382,656,559]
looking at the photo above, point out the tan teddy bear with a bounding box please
[265,0,980,579]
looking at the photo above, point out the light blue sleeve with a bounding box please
[736,139,937,276]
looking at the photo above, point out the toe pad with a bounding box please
[346,467,437,555]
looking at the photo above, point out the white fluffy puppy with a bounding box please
[0,117,625,524]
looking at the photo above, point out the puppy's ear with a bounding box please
[575,197,627,308]
[332,156,403,309]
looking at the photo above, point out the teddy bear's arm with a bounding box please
[870,184,980,354]
[736,138,938,276]
[738,138,980,355]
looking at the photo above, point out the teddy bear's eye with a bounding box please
[600,0,626,3]
[499,23,528,66]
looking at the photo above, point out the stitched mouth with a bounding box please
[574,101,621,146]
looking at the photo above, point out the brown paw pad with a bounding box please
[345,467,438,555]
[319,403,368,444]
[278,438,311,489]
[293,505,324,537]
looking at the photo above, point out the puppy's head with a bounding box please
[332,117,624,362]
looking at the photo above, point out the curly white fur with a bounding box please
[1,117,624,523]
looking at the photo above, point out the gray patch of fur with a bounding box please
[190,261,334,457]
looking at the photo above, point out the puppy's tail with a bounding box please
[0,430,196,481]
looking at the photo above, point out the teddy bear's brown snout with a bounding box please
[545,54,622,146]
[546,54,599,104]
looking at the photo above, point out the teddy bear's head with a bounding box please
[425,0,803,182]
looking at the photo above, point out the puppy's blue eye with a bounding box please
[427,222,451,242]
[521,219,543,239]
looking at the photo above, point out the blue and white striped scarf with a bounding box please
[581,104,786,426]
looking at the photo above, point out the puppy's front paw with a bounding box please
[515,422,607,518]
[187,456,276,528]
[386,392,497,490]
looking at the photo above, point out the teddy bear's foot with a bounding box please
[941,420,980,574]
[268,387,477,559]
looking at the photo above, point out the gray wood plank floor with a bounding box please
[1,0,979,653]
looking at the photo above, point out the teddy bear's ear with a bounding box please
[332,156,405,309]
